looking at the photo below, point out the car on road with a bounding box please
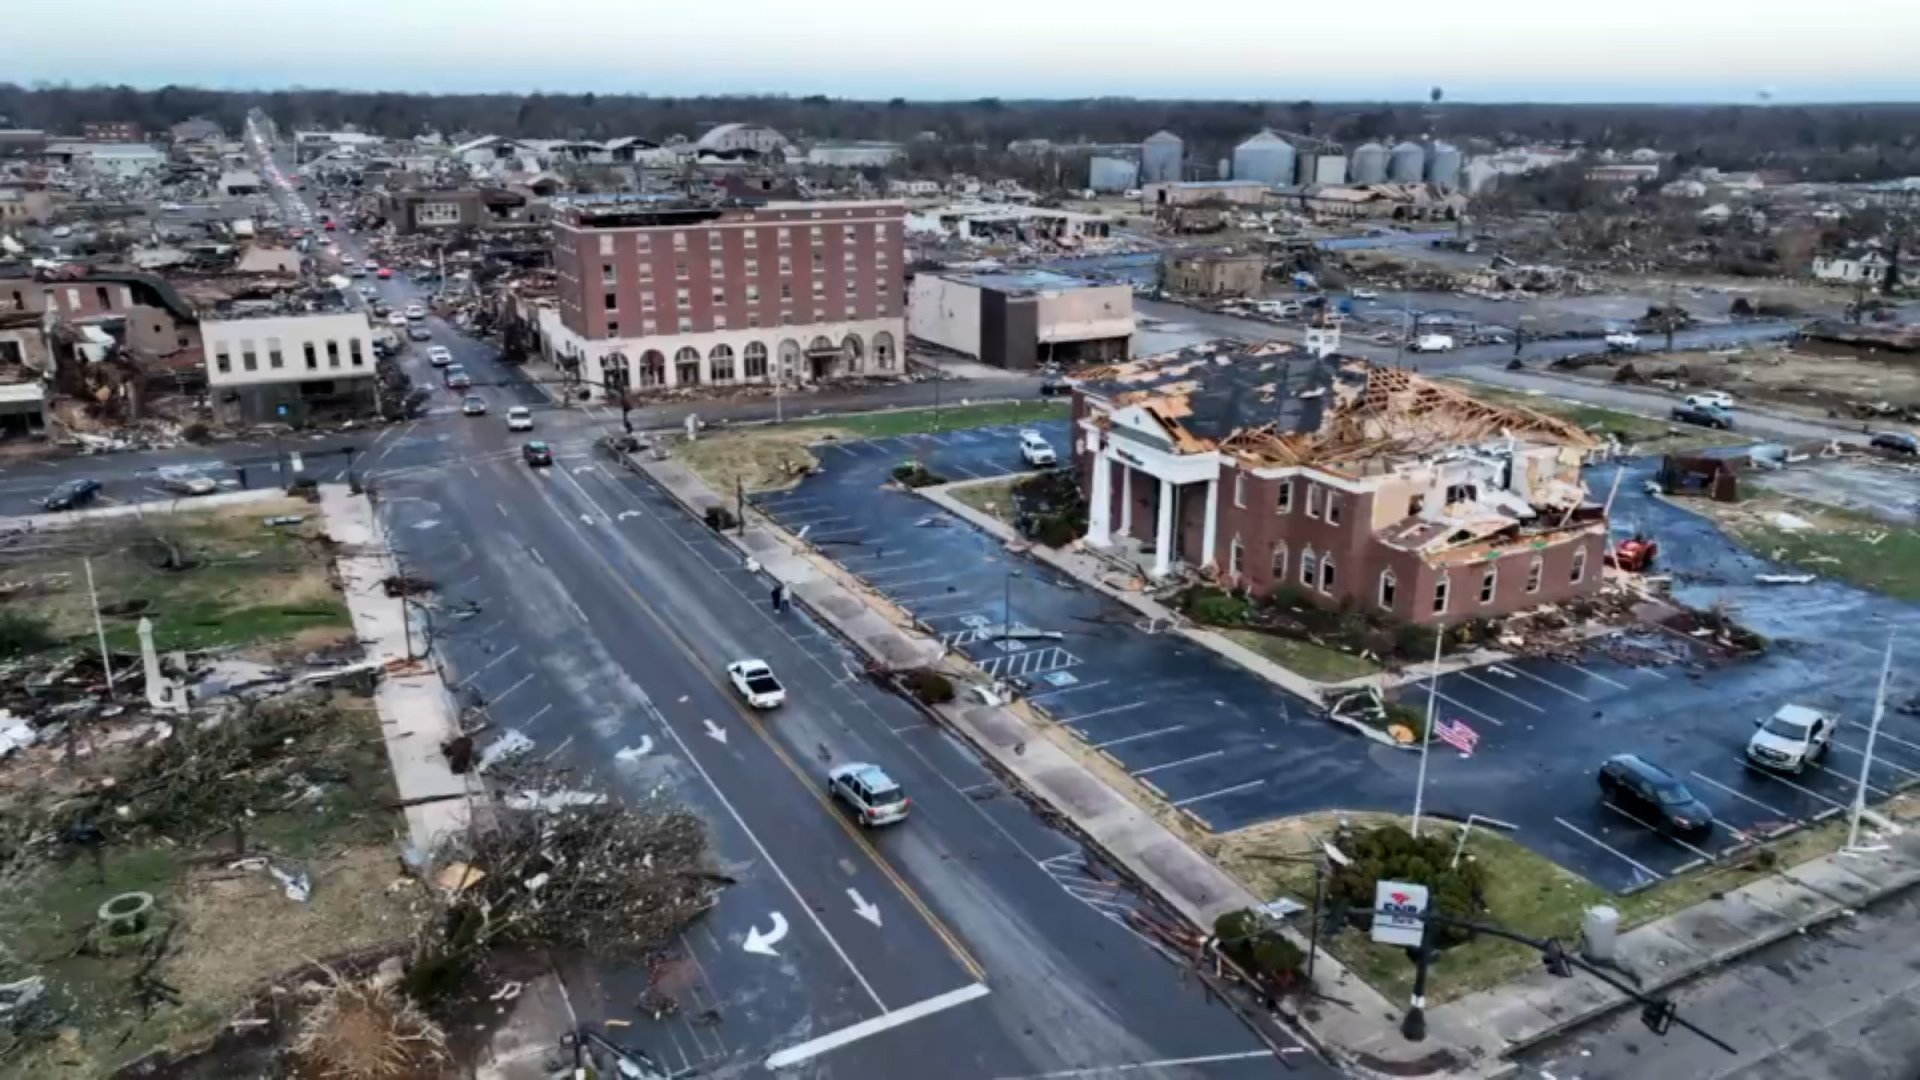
[349,265,367,278]
[828,763,911,827]
[357,285,377,299]
[1870,431,1919,456]
[1351,288,1379,300]
[1747,703,1835,774]
[363,259,378,272]
[316,235,332,246]
[444,365,471,389]
[427,346,454,367]
[522,440,553,468]
[404,304,426,321]
[42,478,102,511]
[407,324,432,342]
[1685,391,1735,410]
[155,466,217,496]
[461,394,488,416]
[727,659,786,708]
[1039,369,1069,397]
[1604,331,1641,352]
[376,268,393,280]
[386,312,407,327]
[1019,429,1057,467]
[1410,333,1456,353]
[1598,754,1713,836]
[506,405,534,431]
[1670,402,1733,430]
[323,220,335,232]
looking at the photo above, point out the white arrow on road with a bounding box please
[617,510,641,521]
[742,912,789,956]
[579,514,595,525]
[613,736,653,761]
[703,719,728,745]
[572,465,599,475]
[847,889,882,928]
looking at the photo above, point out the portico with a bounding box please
[1082,407,1223,579]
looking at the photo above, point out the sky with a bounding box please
[6,0,1919,103]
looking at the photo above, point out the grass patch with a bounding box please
[1697,495,1920,603]
[793,400,1065,439]
[1450,381,1742,453]
[948,477,1023,527]
[1222,628,1382,682]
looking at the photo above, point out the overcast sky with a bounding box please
[6,0,1918,103]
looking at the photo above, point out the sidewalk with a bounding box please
[318,483,477,852]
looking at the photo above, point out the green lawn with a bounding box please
[1222,628,1382,683]
[1715,499,1920,603]
[947,476,1024,527]
[795,399,1066,439]
[1450,381,1741,452]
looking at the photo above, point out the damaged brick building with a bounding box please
[1071,343,1607,623]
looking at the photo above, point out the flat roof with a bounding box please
[948,270,1104,294]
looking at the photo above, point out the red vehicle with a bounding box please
[376,268,392,279]
[1606,536,1658,573]
[323,220,336,232]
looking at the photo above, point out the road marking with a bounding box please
[452,645,520,688]
[1173,779,1264,808]
[496,502,509,518]
[526,545,545,566]
[566,598,589,623]
[763,984,990,1070]
[1853,726,1920,755]
[1687,771,1792,819]
[541,734,575,762]
[703,718,729,744]
[741,911,789,956]
[1830,740,1920,778]
[862,560,940,581]
[1554,817,1664,881]
[521,703,554,728]
[945,461,984,479]
[1413,688,1507,728]
[1493,664,1591,702]
[490,672,533,706]
[988,1050,1284,1078]
[1061,701,1150,726]
[1731,757,1849,810]
[848,888,883,927]
[1092,725,1185,749]
[1633,664,1671,681]
[1132,750,1225,777]
[1549,657,1630,690]
[1602,802,1715,859]
[1810,760,1891,798]
[1454,671,1547,713]
[1026,679,1110,702]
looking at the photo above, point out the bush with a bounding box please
[704,505,738,532]
[1325,825,1486,948]
[1028,511,1083,547]
[1182,586,1252,627]
[1213,909,1306,992]
[1383,701,1429,742]
[891,461,947,488]
[0,610,57,658]
[902,668,955,705]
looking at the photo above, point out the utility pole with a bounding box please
[85,557,115,699]
[932,349,945,432]
[736,476,747,537]
[1664,280,1678,353]
[1848,632,1894,849]
[1410,625,1444,837]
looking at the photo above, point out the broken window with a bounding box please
[709,344,735,381]
[1306,484,1321,518]
[1526,557,1543,594]
[604,291,618,312]
[1570,547,1587,584]
[1230,537,1245,577]
[1320,555,1336,594]
[303,342,317,370]
[1379,569,1397,610]
[241,339,257,371]
[349,339,363,367]
[1300,547,1316,588]
[602,262,617,285]
[1233,472,1246,509]
[96,285,112,310]
[326,340,340,368]
[1409,492,1426,516]
[1326,492,1341,525]
[1270,542,1287,582]
[1433,575,1450,615]
[1276,480,1292,514]
[1480,567,1497,604]
[1445,483,1477,506]
[214,344,231,374]
[675,346,701,385]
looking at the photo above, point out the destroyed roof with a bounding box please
[946,269,1105,295]
[1078,342,1341,451]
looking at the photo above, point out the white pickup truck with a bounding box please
[1605,331,1641,352]
[1410,333,1456,353]
[1746,704,1834,774]
[727,660,786,709]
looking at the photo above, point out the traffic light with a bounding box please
[1641,999,1677,1036]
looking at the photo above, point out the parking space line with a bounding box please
[1633,664,1671,681]
[1554,817,1664,881]
[1829,740,1920,778]
[1132,750,1225,778]
[781,513,851,528]
[1602,802,1715,860]
[1731,758,1848,810]
[1493,664,1591,702]
[862,560,940,581]
[1173,779,1264,808]
[946,461,985,480]
[1454,672,1547,713]
[1688,771,1793,820]
[1093,724,1184,749]
[1414,688,1507,728]
[1548,658,1630,690]
[1858,727,1920,755]
[1809,761,1891,798]
[1027,680,1110,702]
[1061,701,1150,725]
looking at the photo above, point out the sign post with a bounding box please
[1373,880,1434,1040]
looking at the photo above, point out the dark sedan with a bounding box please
[1598,753,1714,836]
[43,478,102,511]
[1670,403,1733,430]
[522,441,554,468]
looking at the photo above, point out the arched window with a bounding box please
[1378,569,1397,610]
[1270,542,1287,582]
[1433,574,1451,615]
[778,338,802,382]
[743,341,769,380]
[1299,547,1316,588]
[708,343,736,382]
[638,349,665,388]
[1526,556,1543,594]
[873,330,897,370]
[1233,471,1247,508]
[1319,554,1336,594]
[1570,547,1588,584]
[842,333,865,373]
[1480,566,1498,604]
[674,346,701,386]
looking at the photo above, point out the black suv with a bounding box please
[1598,754,1713,836]
[1871,431,1919,457]
[43,478,102,511]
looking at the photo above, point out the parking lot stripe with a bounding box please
[1602,802,1715,859]
[1687,771,1793,820]
[946,461,986,480]
[1856,726,1920,755]
[1633,664,1671,681]
[781,513,851,528]
[1173,779,1265,808]
[1454,672,1547,713]
[863,560,940,581]
[1829,740,1920,779]
[1091,724,1182,749]
[1548,657,1631,691]
[1809,761,1891,798]
[1062,701,1150,726]
[1730,758,1849,810]
[1494,664,1591,702]
[1554,817,1664,881]
[1415,688,1507,728]
[1132,750,1225,778]
[1028,680,1110,702]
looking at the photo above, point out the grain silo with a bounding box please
[1426,142,1463,191]
[1388,141,1426,182]
[1232,130,1295,186]
[1141,130,1183,184]
[1310,152,1348,185]
[1088,155,1139,193]
[1350,141,1389,184]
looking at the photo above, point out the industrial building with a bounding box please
[907,203,1111,244]
[694,123,794,156]
[546,197,906,395]
[1388,142,1427,183]
[909,270,1132,370]
[1295,152,1348,187]
[1426,142,1463,191]
[1282,183,1466,222]
[1069,341,1607,620]
[1350,142,1389,184]
[1142,180,1270,207]
[1231,132,1295,187]
[1089,155,1141,193]
[1141,130,1184,184]
[1163,252,1266,298]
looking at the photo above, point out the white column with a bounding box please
[1119,465,1133,537]
[1153,478,1175,578]
[1201,476,1220,569]
[1086,451,1113,547]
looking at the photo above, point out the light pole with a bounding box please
[1001,569,1022,642]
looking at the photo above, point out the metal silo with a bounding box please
[1088,155,1139,193]
[1141,130,1183,184]
[1426,142,1462,190]
[1232,131,1295,186]
[1350,141,1388,184]
[1388,141,1426,182]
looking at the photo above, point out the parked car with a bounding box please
[1410,333,1456,353]
[1604,331,1641,352]
[1747,704,1835,774]
[828,763,911,827]
[1019,429,1056,467]
[727,659,786,708]
[522,440,554,467]
[506,405,534,431]
[1870,431,1919,456]
[461,394,488,416]
[427,346,453,367]
[404,304,426,321]
[1686,391,1735,410]
[1670,402,1733,430]
[1597,754,1713,836]
[1039,370,1069,397]
[43,478,102,511]
[155,466,217,496]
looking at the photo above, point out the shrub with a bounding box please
[704,505,738,532]
[1383,700,1429,742]
[902,668,955,705]
[891,461,947,488]
[1029,511,1083,548]
[0,610,57,658]
[1213,909,1306,992]
[1266,585,1312,611]
[1183,587,1251,626]
[1326,824,1486,948]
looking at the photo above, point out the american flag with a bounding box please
[1435,717,1480,755]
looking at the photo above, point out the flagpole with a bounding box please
[1411,622,1444,839]
[1847,631,1894,850]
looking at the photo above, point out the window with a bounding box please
[1306,483,1321,518]
[1270,542,1287,581]
[778,228,791,247]
[1525,557,1543,594]
[349,338,364,367]
[1378,569,1397,610]
[641,293,656,311]
[712,287,727,304]
[636,235,651,252]
[675,346,700,385]
[1446,482,1477,506]
[598,234,614,255]
[812,252,824,271]
[844,278,857,294]
[746,229,760,247]
[241,340,257,371]
[642,319,657,334]
[1299,547,1316,588]
[744,341,769,379]
[677,317,692,333]
[746,285,760,302]
[1409,492,1426,516]
[602,263,617,285]
[607,322,619,337]
[676,288,690,306]
[214,344,231,374]
[843,224,856,237]
[96,286,112,310]
[267,337,283,369]
[1480,567,1497,604]
[1276,479,1293,514]
[780,283,793,301]
[326,341,340,368]
[1233,472,1246,508]
[1571,547,1588,584]
[303,342,317,370]
[710,258,724,276]
[1229,537,1245,577]
[812,280,825,297]
[712,315,726,329]
[746,258,759,275]
[675,261,688,280]
[1326,492,1341,525]
[748,313,761,328]
[874,223,888,238]
[1433,574,1450,615]
[780,312,795,326]
[637,261,653,281]
[604,291,617,312]
[1319,555,1336,594]
[809,226,821,239]
[672,230,687,251]
[778,255,792,274]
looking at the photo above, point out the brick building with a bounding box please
[548,198,905,398]
[1071,342,1607,623]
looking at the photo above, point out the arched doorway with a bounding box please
[674,346,701,386]
[806,334,838,381]
[600,352,630,399]
[743,341,770,381]
[841,333,864,374]
[872,331,897,371]
[638,349,665,388]
[778,338,802,383]
[708,344,736,382]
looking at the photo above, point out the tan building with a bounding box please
[909,270,1133,369]
[0,186,54,225]
[1287,183,1466,222]
[1142,180,1271,208]
[1164,253,1266,298]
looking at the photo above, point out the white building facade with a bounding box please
[202,312,380,424]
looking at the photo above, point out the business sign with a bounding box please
[1371,880,1430,947]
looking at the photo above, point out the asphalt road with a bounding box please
[1513,885,1920,1079]
[254,163,1319,1077]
